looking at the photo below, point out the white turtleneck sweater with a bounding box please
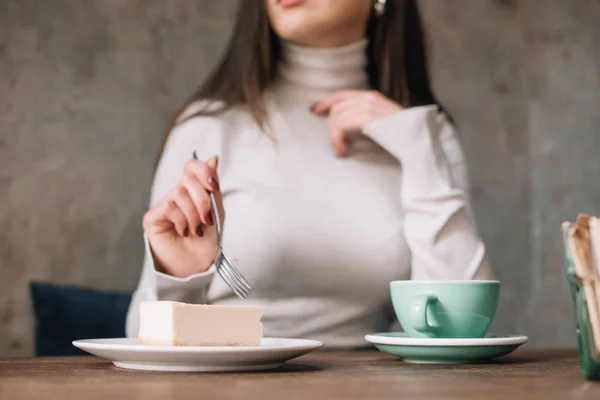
[126,40,494,348]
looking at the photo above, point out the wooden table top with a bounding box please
[0,349,598,399]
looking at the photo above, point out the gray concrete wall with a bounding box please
[1,0,599,356]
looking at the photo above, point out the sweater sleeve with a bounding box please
[126,116,220,338]
[363,105,495,281]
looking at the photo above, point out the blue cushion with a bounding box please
[29,281,131,356]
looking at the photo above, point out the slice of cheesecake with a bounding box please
[138,301,264,346]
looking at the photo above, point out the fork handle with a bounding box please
[209,191,222,244]
[192,151,223,245]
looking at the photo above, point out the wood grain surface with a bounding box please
[0,350,598,400]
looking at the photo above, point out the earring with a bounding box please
[373,0,386,16]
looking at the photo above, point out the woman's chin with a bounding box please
[272,21,321,45]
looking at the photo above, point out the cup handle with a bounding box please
[410,294,440,335]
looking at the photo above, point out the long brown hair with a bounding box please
[157,0,437,161]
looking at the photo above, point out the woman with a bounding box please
[126,0,494,347]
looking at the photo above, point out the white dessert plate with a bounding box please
[73,337,323,372]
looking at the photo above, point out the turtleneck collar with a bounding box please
[278,39,370,91]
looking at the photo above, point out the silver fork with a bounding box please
[193,152,251,299]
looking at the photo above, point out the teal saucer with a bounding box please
[365,332,528,364]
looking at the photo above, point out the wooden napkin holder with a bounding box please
[562,214,600,380]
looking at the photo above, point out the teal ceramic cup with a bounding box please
[390,280,501,338]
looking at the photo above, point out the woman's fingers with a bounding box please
[182,174,214,226]
[184,156,220,226]
[185,158,219,192]
[328,101,368,157]
[314,90,405,157]
[143,197,177,234]
[317,94,371,157]
[206,156,218,172]
[172,184,202,236]
[144,156,223,237]
[163,200,188,236]
[312,90,363,114]
[328,117,350,157]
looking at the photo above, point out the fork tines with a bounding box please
[216,251,250,299]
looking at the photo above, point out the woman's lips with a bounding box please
[277,0,304,8]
